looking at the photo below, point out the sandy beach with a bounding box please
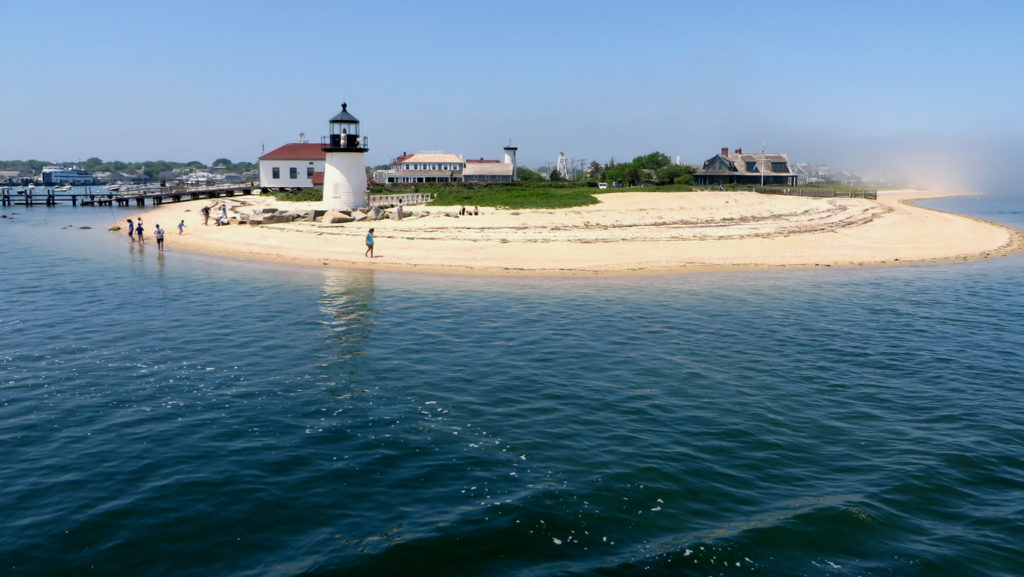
[113,189,1023,276]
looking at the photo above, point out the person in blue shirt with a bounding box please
[127,218,135,242]
[365,228,374,258]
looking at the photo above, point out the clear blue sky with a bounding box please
[3,0,1021,184]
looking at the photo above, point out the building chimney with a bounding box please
[721,147,729,156]
[735,148,742,154]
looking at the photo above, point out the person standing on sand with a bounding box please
[136,218,144,243]
[202,205,210,225]
[154,224,165,251]
[396,198,403,220]
[127,218,135,242]
[178,219,185,235]
[365,228,374,258]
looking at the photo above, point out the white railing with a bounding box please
[369,193,434,207]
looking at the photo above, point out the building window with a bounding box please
[290,167,298,179]
[746,162,758,172]
[272,167,280,179]
[771,162,787,173]
[307,167,314,178]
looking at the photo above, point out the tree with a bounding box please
[625,165,643,186]
[604,163,630,184]
[549,168,563,181]
[212,158,232,167]
[517,166,543,181]
[655,164,695,185]
[633,152,671,171]
[587,161,604,180]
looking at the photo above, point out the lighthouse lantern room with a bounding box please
[321,102,369,210]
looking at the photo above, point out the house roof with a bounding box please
[697,150,795,176]
[330,103,360,123]
[259,143,326,161]
[463,162,513,176]
[402,152,465,165]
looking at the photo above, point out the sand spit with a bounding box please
[113,189,1023,276]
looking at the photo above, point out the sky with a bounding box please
[2,0,1022,187]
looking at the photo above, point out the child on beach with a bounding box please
[136,219,144,243]
[365,228,374,258]
[127,218,135,241]
[154,224,165,251]
[178,219,185,234]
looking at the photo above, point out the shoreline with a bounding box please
[111,189,1024,277]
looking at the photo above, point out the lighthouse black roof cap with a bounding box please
[330,102,359,123]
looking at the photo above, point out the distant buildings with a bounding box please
[374,144,518,184]
[695,147,798,187]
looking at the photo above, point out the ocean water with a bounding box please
[2,193,1023,577]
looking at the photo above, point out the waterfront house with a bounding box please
[258,137,325,191]
[695,147,798,187]
[381,152,466,184]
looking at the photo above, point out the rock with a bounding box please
[369,206,385,220]
[322,210,355,224]
[352,211,368,222]
[282,210,309,221]
[313,209,328,220]
[261,207,279,214]
[248,216,265,225]
[262,213,295,224]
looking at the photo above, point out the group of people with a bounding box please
[125,217,187,252]
[459,205,480,216]
[126,217,167,251]
[201,203,230,226]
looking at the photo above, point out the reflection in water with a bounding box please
[318,268,377,386]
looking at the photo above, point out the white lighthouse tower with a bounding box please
[321,102,368,210]
[503,141,518,181]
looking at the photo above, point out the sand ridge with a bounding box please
[113,189,1023,276]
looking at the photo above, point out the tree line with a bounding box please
[546,151,696,186]
[0,157,257,179]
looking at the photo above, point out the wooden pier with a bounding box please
[1,184,256,208]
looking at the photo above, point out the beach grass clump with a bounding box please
[263,188,322,202]
[424,184,600,210]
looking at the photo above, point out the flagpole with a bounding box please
[761,141,765,189]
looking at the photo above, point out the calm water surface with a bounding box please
[1,194,1023,576]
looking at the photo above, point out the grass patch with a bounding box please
[263,188,322,202]
[422,183,599,210]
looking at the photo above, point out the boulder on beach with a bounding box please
[322,210,355,224]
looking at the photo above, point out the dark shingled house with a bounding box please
[695,147,799,187]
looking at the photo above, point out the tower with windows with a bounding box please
[321,103,368,210]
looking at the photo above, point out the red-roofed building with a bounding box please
[258,140,326,191]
